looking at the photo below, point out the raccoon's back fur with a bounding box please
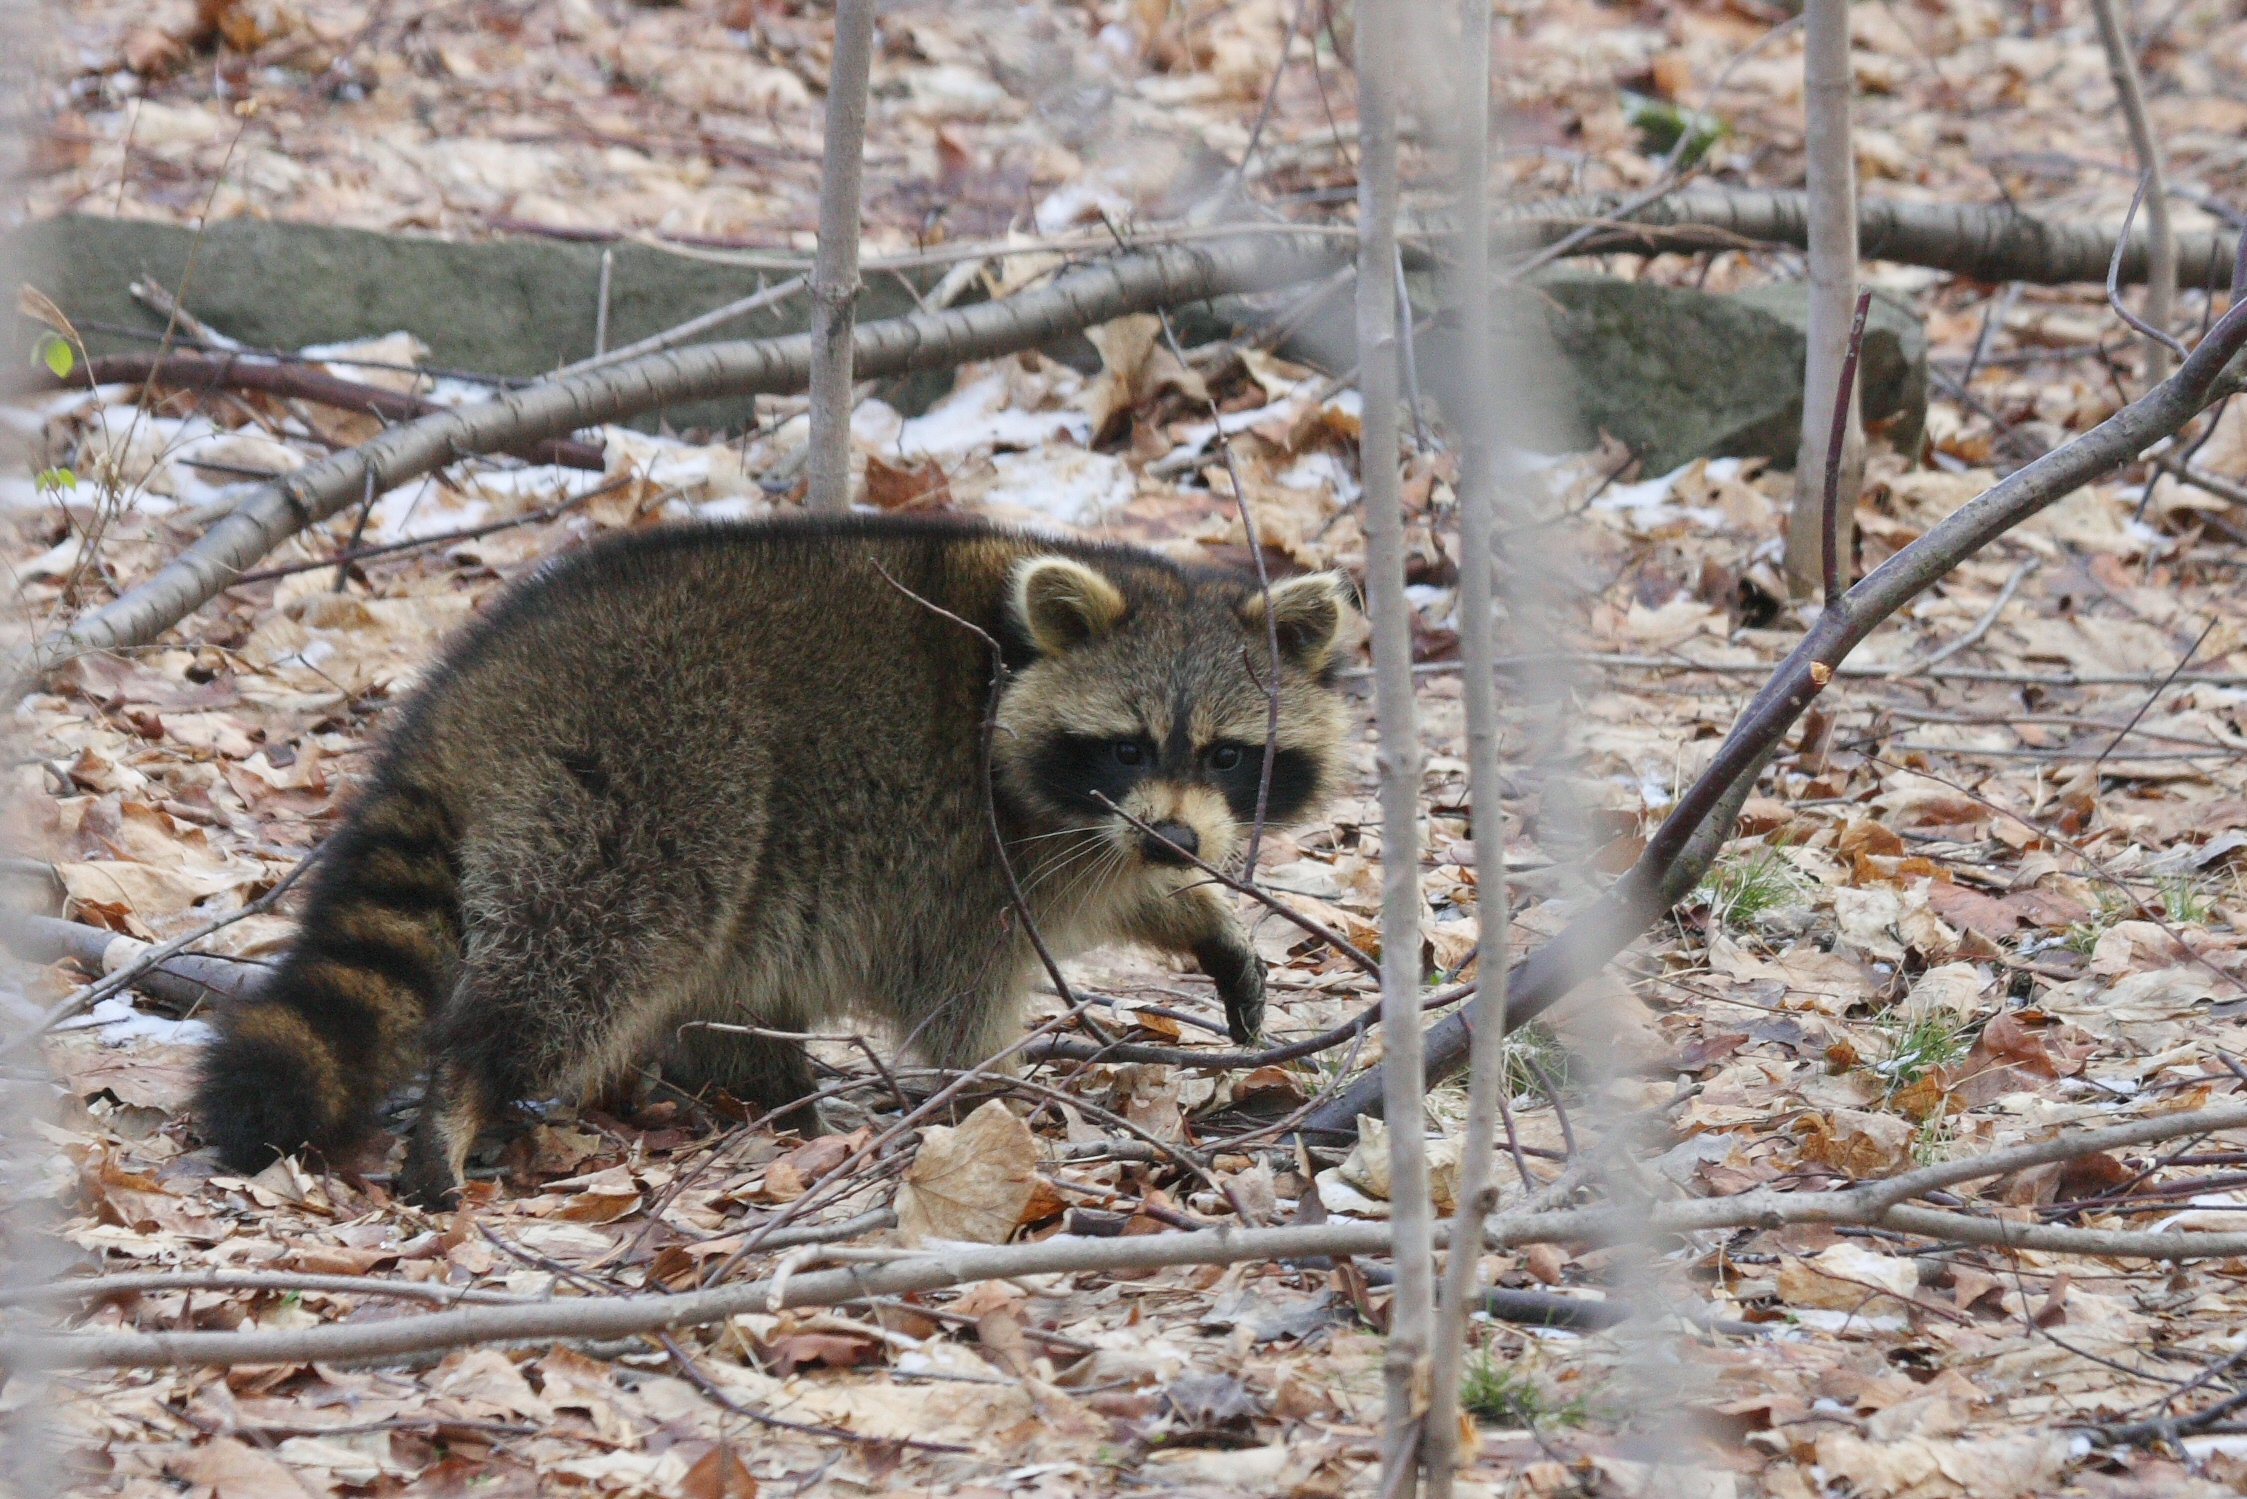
[194,515,1352,1204]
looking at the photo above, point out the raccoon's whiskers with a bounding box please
[1018,835,1113,901]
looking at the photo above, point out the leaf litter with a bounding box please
[10,0,2247,1496]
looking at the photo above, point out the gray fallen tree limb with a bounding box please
[1305,280,2247,1135]
[7,235,1341,698]
[0,911,258,1014]
[1480,185,2238,287]
[9,1100,2246,1372]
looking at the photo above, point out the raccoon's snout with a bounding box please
[1139,821,1200,865]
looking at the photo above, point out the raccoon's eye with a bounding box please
[1112,740,1147,767]
[1208,745,1245,772]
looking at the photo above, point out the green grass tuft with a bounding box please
[1460,1354,1587,1428]
[2157,875,2214,926]
[1869,1010,1970,1092]
[1912,1111,1957,1166]
[1694,847,1811,931]
[2060,888,2140,954]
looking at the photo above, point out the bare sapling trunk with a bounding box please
[806,0,878,513]
[1420,0,1510,1488]
[1784,0,1862,596]
[1355,1,1436,1492]
[2089,0,2177,385]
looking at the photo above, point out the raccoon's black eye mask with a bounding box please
[1029,733,1320,826]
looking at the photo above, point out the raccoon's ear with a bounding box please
[1241,572,1351,671]
[1012,556,1128,653]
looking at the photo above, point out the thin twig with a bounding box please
[2094,615,2220,767]
[2107,170,2190,365]
[1154,311,1284,877]
[1823,290,1874,606]
[1884,558,2037,677]
[2090,0,2180,380]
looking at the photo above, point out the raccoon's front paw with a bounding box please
[1209,948,1266,1045]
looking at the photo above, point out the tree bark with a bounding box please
[805,0,878,512]
[1785,0,1861,597]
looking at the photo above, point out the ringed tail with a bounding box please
[193,772,462,1173]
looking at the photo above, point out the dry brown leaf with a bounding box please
[1796,1108,1915,1176]
[171,1436,320,1498]
[1778,1243,1919,1311]
[1812,1432,2066,1499]
[893,1097,1039,1244]
[682,1444,759,1499]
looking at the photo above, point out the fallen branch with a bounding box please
[35,353,604,470]
[1306,269,2247,1135]
[0,1270,532,1310]
[13,1100,2247,1372]
[1478,186,2238,286]
[2159,452,2247,507]
[0,910,261,1015]
[8,235,1342,698]
[2,852,315,1059]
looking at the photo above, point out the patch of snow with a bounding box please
[981,447,1134,526]
[50,993,217,1047]
[897,370,1090,462]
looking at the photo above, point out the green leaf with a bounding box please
[34,466,76,492]
[40,334,73,380]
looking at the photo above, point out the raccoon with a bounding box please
[193,514,1353,1205]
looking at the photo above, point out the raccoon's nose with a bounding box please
[1140,822,1200,865]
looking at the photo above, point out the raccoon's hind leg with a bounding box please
[396,762,764,1207]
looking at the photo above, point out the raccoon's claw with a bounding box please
[1216,955,1266,1045]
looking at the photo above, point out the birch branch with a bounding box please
[1784,0,1861,596]
[805,0,877,513]
[6,235,1341,698]
[2089,0,2178,384]
[1353,4,1436,1491]
[13,1101,2247,1372]
[1305,288,2247,1135]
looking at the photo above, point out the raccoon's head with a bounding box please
[992,552,1354,873]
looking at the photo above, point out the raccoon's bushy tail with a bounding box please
[195,772,463,1172]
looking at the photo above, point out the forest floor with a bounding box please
[11,0,2247,1496]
